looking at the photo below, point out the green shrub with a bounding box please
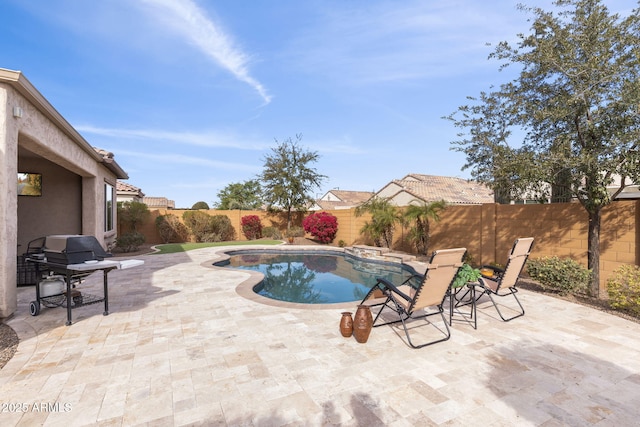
[182,211,213,242]
[607,264,640,316]
[115,231,145,252]
[286,226,305,238]
[208,215,236,242]
[262,226,282,239]
[117,201,150,232]
[191,201,210,210]
[155,214,189,243]
[527,256,591,295]
[182,211,237,242]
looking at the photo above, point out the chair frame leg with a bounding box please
[372,297,451,349]
[484,288,525,322]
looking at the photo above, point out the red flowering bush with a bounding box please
[241,215,262,240]
[303,212,338,243]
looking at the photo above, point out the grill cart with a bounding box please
[27,235,144,325]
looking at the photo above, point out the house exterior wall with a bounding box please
[388,191,420,206]
[320,191,340,202]
[1,76,121,318]
[0,83,19,318]
[376,183,401,199]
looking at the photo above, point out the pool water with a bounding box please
[221,251,416,304]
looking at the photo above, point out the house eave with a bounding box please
[1,68,128,179]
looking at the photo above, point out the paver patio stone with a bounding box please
[1,245,639,426]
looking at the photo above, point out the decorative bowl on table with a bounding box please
[480,267,494,277]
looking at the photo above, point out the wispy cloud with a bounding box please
[78,124,364,155]
[286,1,526,85]
[116,149,259,172]
[76,124,267,150]
[139,0,271,103]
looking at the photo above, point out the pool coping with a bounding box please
[201,244,428,310]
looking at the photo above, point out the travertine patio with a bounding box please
[1,245,639,426]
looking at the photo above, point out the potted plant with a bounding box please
[452,263,481,289]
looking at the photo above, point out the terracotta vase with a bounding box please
[353,305,373,343]
[339,312,353,337]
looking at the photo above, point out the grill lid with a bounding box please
[44,235,112,263]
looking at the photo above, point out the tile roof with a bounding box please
[312,189,375,210]
[329,190,374,204]
[143,196,175,209]
[387,174,494,205]
[116,181,143,195]
[314,200,355,210]
[92,147,128,179]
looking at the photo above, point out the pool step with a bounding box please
[346,245,415,263]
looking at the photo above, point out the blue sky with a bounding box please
[2,0,636,208]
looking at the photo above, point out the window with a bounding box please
[105,182,114,232]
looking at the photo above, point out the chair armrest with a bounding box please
[375,277,412,302]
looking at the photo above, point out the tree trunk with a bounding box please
[587,208,601,297]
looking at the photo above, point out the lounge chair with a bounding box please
[360,247,466,349]
[471,237,534,321]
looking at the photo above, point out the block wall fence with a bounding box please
[129,201,639,294]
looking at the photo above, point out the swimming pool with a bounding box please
[216,250,417,304]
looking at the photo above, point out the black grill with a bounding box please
[43,235,112,265]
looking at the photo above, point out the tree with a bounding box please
[258,135,326,230]
[191,201,210,210]
[446,0,640,296]
[214,180,263,210]
[403,200,447,256]
[355,197,401,248]
[117,201,150,232]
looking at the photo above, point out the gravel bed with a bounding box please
[0,323,19,370]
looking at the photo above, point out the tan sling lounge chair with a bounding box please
[472,237,534,321]
[360,247,466,349]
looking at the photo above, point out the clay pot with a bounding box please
[353,305,373,343]
[340,312,353,337]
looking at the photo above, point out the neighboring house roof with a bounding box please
[377,174,494,205]
[323,190,374,204]
[116,181,145,199]
[311,189,375,210]
[609,185,640,200]
[143,196,175,209]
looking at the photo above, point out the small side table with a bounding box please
[448,281,477,329]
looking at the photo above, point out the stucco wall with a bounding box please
[1,78,120,318]
[0,85,19,317]
[17,154,82,249]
